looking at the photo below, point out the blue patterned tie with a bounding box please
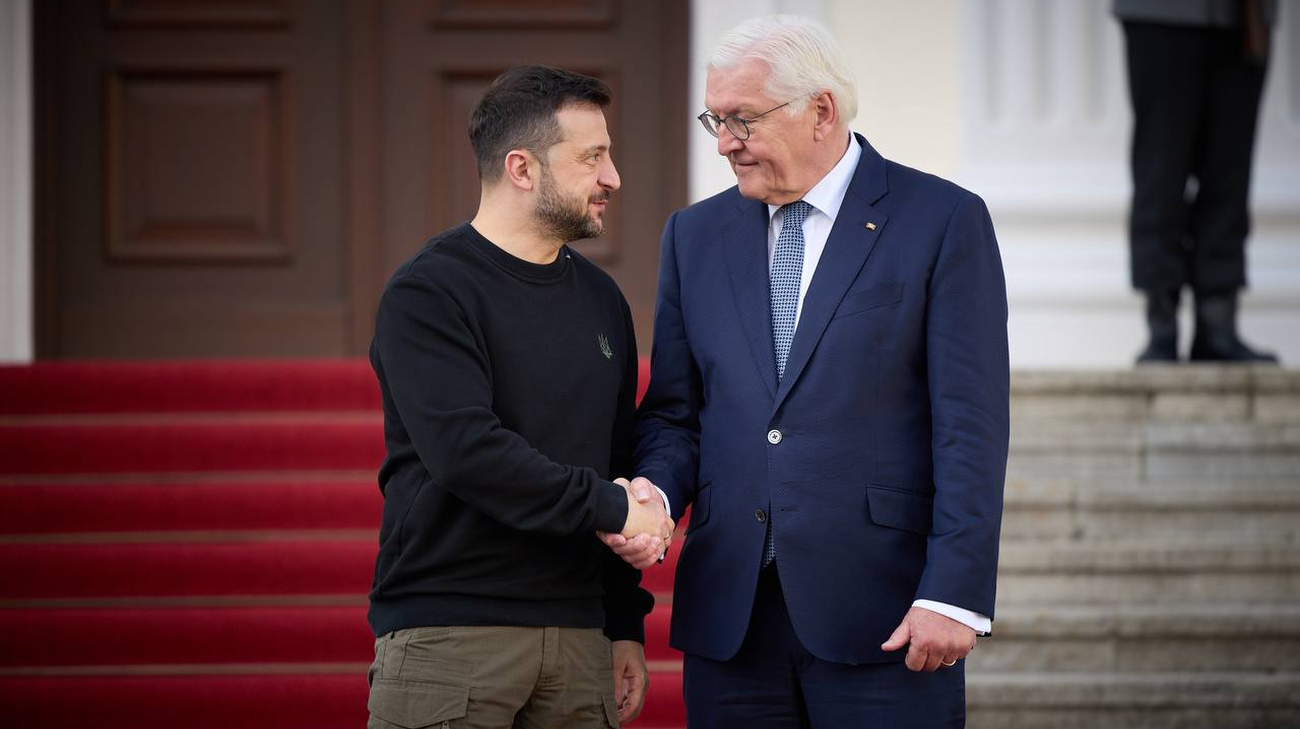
[771,201,811,380]
[765,200,811,568]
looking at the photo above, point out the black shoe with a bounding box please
[1189,292,1279,363]
[1136,289,1180,364]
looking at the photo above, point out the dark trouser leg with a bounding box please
[800,653,965,729]
[1187,26,1266,294]
[1185,26,1277,362]
[1123,22,1206,295]
[682,567,809,729]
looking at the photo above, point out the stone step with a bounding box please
[1009,367,1300,426]
[967,672,1300,729]
[969,604,1300,673]
[996,542,1300,603]
[1001,479,1300,541]
[1007,422,1300,482]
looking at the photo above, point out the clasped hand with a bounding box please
[596,477,673,570]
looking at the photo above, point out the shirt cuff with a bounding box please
[654,487,671,516]
[912,600,991,635]
[654,486,672,564]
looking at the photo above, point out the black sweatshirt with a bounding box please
[367,222,652,642]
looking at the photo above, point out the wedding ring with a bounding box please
[941,659,957,667]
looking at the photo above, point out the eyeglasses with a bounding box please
[696,101,792,140]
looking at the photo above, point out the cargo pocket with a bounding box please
[367,678,469,729]
[600,692,621,728]
[865,484,933,535]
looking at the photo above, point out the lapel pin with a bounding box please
[865,222,877,231]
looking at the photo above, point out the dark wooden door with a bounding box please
[36,0,686,358]
[37,0,351,357]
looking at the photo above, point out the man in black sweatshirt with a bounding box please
[365,66,674,729]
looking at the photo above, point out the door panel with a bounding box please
[37,0,686,357]
[39,0,345,357]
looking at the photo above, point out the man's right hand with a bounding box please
[598,477,673,569]
[620,478,673,540]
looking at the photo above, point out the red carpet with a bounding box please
[0,605,679,667]
[0,360,381,415]
[0,479,381,534]
[0,421,385,474]
[0,359,680,728]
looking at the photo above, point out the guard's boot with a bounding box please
[1136,288,1180,364]
[1189,291,1279,363]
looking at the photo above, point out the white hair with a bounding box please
[707,14,858,124]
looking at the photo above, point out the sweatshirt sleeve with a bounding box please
[374,272,629,536]
[601,296,653,642]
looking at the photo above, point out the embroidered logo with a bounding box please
[598,334,613,359]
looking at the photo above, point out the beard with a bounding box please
[535,166,608,242]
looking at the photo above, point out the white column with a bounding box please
[829,0,961,176]
[955,0,1300,367]
[0,0,33,363]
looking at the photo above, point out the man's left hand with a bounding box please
[880,606,977,672]
[611,640,649,723]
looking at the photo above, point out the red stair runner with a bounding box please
[0,360,380,415]
[0,421,385,475]
[0,604,680,668]
[0,359,681,728]
[0,480,381,534]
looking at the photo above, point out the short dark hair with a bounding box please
[469,65,612,183]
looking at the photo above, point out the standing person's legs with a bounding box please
[515,627,620,729]
[367,625,615,729]
[1183,25,1277,361]
[1123,21,1207,294]
[799,654,966,729]
[1123,22,1209,361]
[682,566,810,728]
[1188,28,1267,296]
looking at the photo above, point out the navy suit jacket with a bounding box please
[634,135,1010,665]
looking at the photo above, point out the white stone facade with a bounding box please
[689,0,1300,368]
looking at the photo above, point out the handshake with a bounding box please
[597,476,674,570]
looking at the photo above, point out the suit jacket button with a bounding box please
[766,429,783,445]
[755,509,767,523]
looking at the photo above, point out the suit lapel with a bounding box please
[723,201,779,400]
[773,136,890,412]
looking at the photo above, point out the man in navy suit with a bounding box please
[604,14,1009,728]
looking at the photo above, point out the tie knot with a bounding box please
[780,200,813,227]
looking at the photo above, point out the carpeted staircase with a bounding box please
[7,362,1297,728]
[0,360,684,728]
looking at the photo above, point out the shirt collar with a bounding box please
[766,134,862,223]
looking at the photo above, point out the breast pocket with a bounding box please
[833,282,904,319]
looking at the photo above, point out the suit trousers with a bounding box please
[682,565,965,729]
[1122,20,1268,294]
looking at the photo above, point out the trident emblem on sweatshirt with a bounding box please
[598,334,613,359]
